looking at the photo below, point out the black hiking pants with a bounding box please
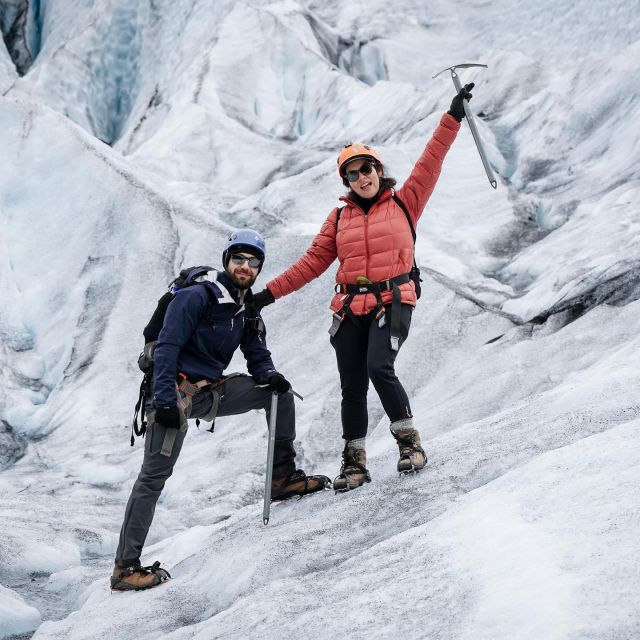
[330,304,413,441]
[115,374,296,566]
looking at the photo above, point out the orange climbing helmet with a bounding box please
[337,143,382,176]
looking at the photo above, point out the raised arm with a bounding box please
[395,114,460,225]
[396,83,473,225]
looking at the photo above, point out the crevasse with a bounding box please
[0,0,43,75]
[86,2,143,144]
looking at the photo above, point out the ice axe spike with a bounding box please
[433,63,497,190]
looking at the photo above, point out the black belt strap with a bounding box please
[131,373,152,446]
[389,282,403,351]
[337,293,357,325]
[337,273,410,295]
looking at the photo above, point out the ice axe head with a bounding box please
[432,63,488,79]
[432,62,498,190]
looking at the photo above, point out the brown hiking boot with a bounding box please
[271,469,331,501]
[392,429,427,473]
[110,561,171,592]
[333,446,371,492]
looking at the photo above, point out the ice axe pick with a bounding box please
[433,63,497,189]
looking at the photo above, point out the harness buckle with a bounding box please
[390,336,400,352]
[177,376,212,397]
[328,313,342,337]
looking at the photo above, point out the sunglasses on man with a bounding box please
[345,162,376,183]
[229,253,263,269]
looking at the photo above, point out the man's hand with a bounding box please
[249,288,276,315]
[267,373,292,394]
[448,82,474,122]
[154,405,181,429]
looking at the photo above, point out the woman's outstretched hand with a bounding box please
[448,82,475,122]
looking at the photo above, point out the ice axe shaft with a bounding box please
[262,391,278,525]
[451,70,497,189]
[434,63,497,190]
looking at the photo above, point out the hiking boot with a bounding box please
[110,561,171,592]
[333,446,371,492]
[392,429,427,473]
[271,469,331,501]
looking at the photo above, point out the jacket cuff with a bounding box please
[265,285,276,302]
[255,368,277,385]
[265,281,281,300]
[442,112,462,130]
[153,398,176,410]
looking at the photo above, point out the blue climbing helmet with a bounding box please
[222,228,266,272]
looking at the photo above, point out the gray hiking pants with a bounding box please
[115,374,296,565]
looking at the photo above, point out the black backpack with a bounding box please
[336,193,422,298]
[130,266,217,445]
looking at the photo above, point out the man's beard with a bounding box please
[228,269,258,290]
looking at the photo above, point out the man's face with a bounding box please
[226,251,262,290]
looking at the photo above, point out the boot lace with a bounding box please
[118,561,171,579]
[392,432,423,458]
[340,450,367,476]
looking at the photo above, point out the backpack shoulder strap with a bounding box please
[391,194,416,244]
[334,206,345,233]
[197,279,224,324]
[392,194,419,276]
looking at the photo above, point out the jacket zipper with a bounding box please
[363,210,370,278]
[231,305,244,332]
[362,208,373,309]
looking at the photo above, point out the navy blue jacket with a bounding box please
[153,270,277,408]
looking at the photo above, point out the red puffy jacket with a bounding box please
[266,113,461,315]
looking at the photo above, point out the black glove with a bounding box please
[448,82,474,122]
[154,405,181,429]
[250,288,276,314]
[267,373,291,394]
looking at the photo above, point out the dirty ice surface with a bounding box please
[1,0,639,638]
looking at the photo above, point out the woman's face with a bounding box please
[344,159,383,199]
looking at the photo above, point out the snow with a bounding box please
[0,0,639,638]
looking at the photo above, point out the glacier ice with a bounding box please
[0,0,639,638]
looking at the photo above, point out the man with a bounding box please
[111,228,330,591]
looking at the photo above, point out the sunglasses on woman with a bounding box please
[345,162,375,183]
[229,253,263,269]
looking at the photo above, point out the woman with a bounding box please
[251,83,475,491]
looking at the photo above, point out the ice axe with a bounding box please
[433,63,497,189]
[261,386,304,524]
[263,391,278,525]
